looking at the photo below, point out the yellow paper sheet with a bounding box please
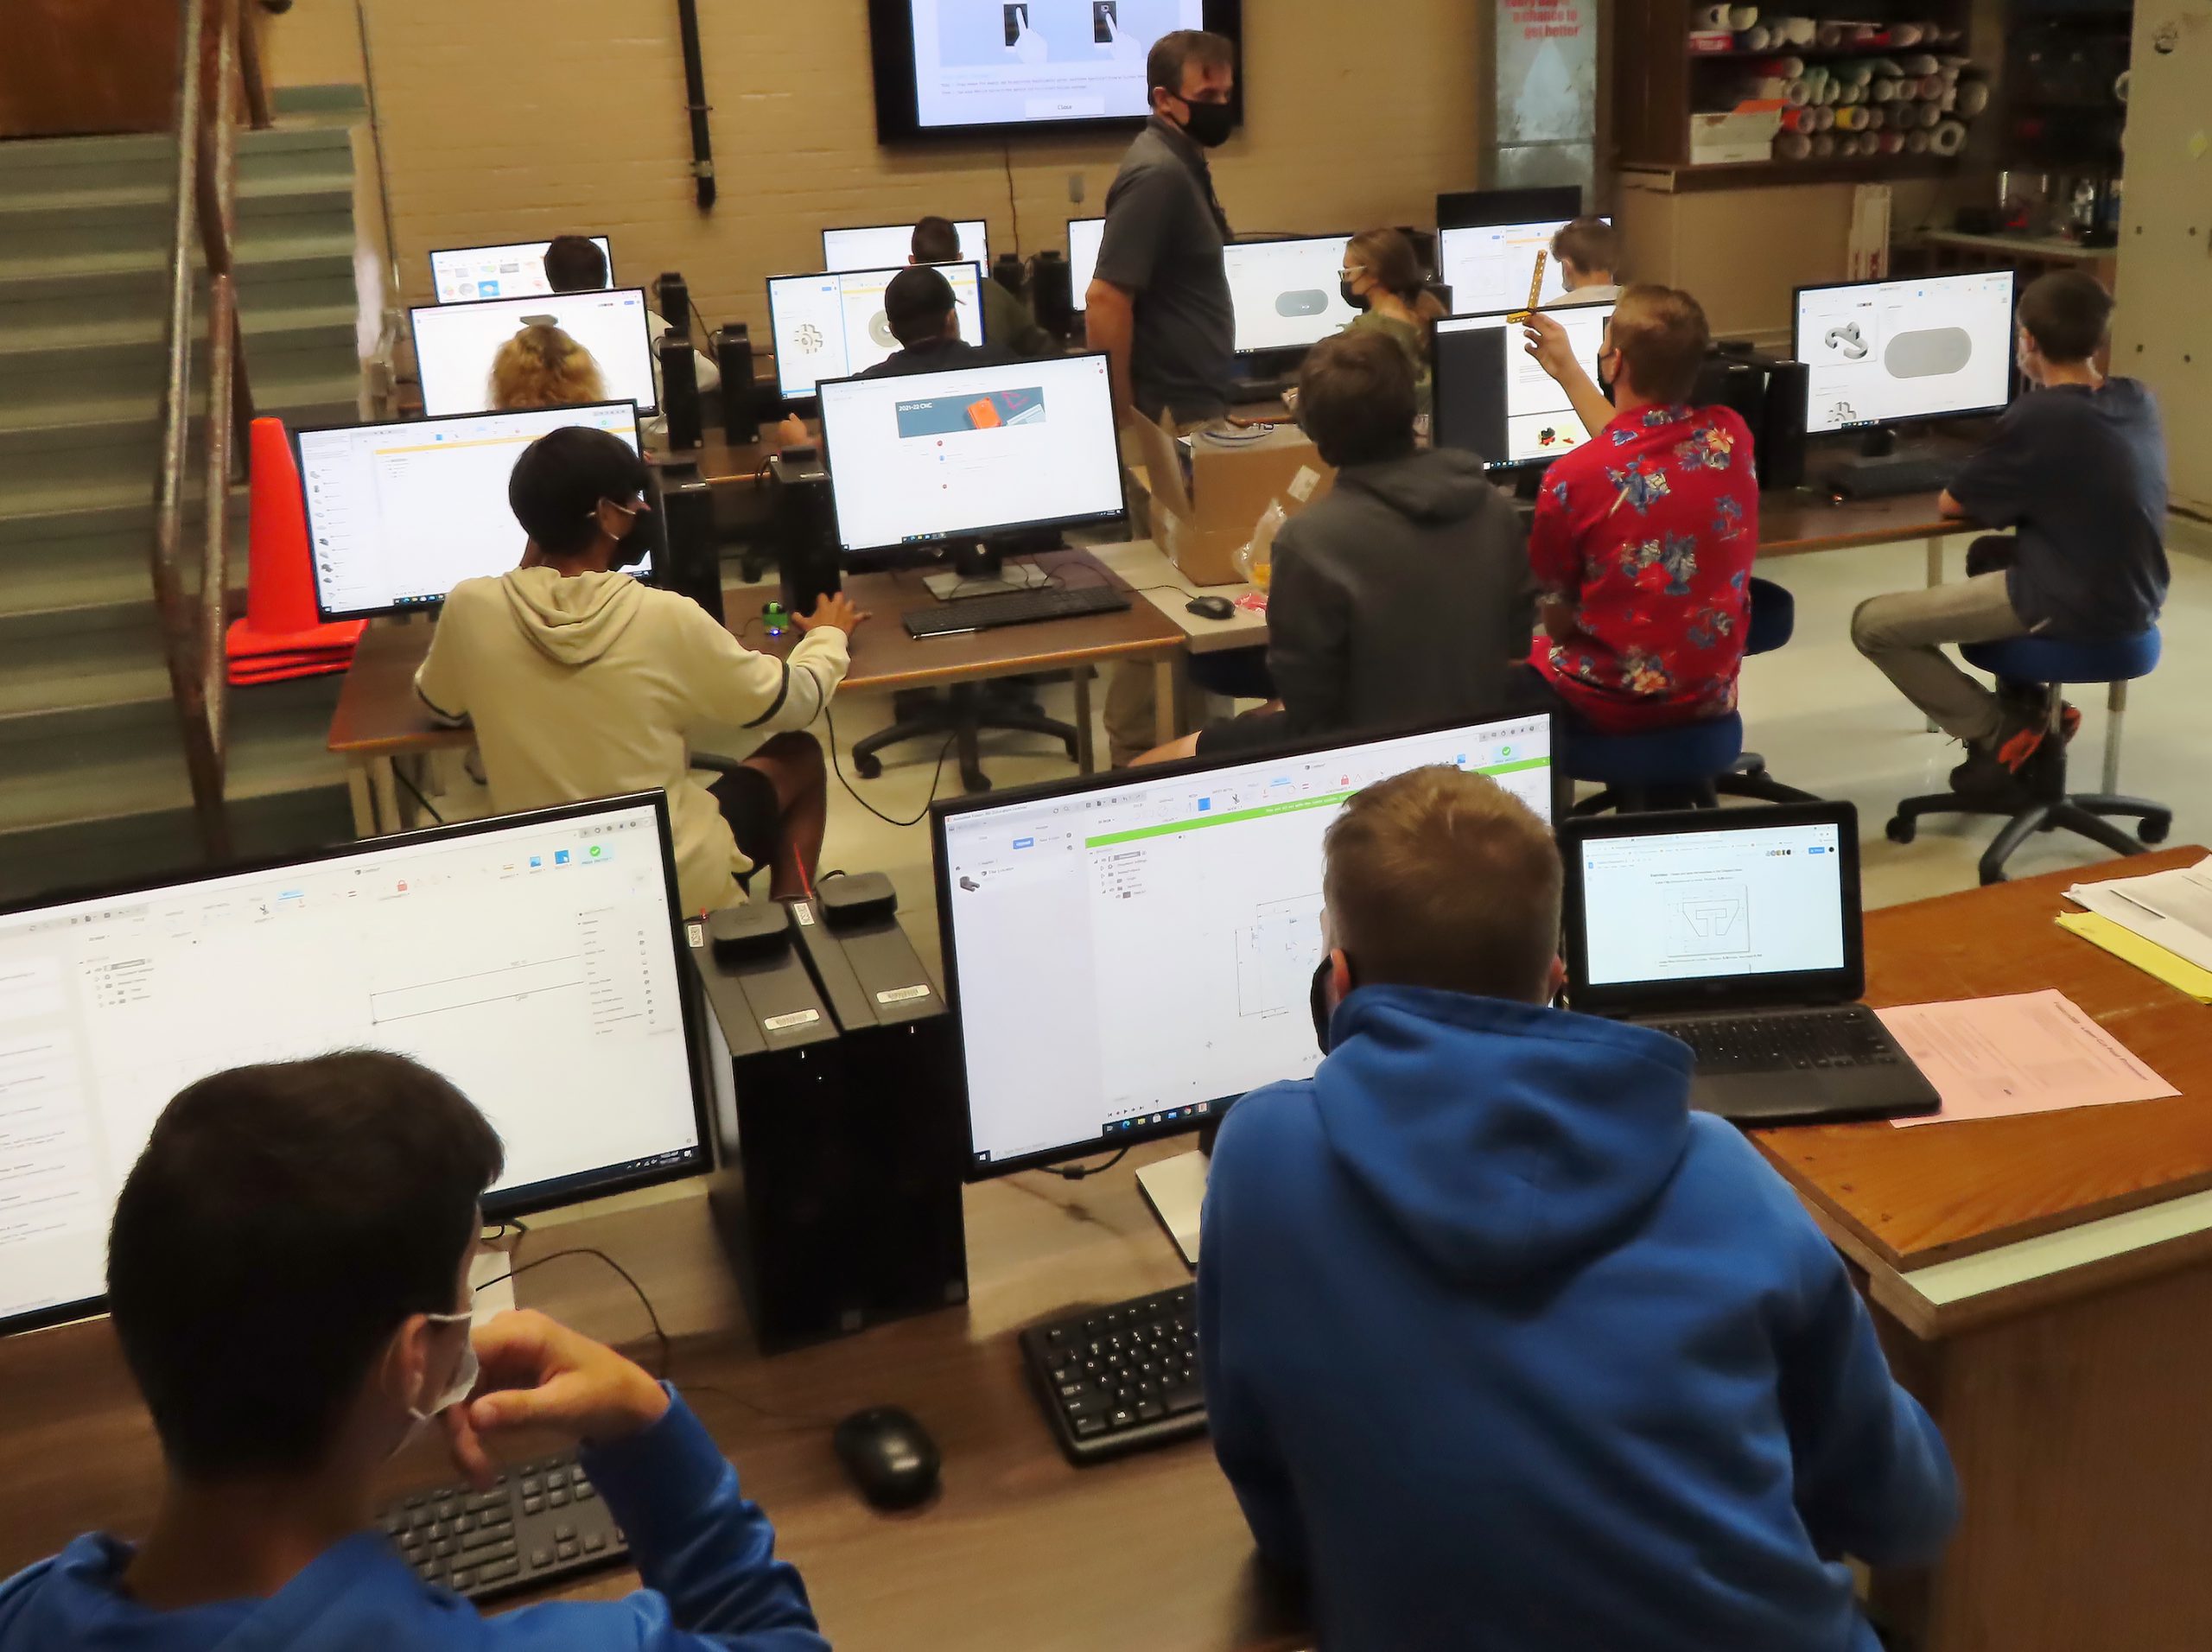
[2056,911,2212,1004]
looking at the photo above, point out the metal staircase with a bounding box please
[0,34,369,904]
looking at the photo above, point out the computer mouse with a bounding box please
[831,1406,941,1511]
[1186,594,1236,621]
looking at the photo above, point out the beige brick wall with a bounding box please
[265,0,1490,334]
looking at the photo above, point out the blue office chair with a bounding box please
[1884,629,2171,885]
[1567,712,1745,816]
[1717,576,1818,804]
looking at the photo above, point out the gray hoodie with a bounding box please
[1266,448,1534,738]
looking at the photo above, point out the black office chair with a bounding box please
[1717,576,1819,804]
[849,683,1081,795]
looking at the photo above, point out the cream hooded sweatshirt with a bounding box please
[415,567,849,913]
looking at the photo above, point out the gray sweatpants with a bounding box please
[1850,570,2032,743]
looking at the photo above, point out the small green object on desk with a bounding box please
[762,600,788,639]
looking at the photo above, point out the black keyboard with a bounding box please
[903,583,1131,638]
[1019,1283,1206,1464]
[1824,454,1961,499]
[378,1450,627,1603]
[1229,373,1293,404]
[1654,1005,1904,1076]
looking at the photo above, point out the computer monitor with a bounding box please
[1432,302,1616,469]
[1066,215,1104,312]
[816,351,1123,554]
[766,261,987,400]
[823,219,989,273]
[0,792,710,1337]
[933,713,1560,1177]
[1437,186,1583,230]
[1224,234,1358,355]
[409,288,658,417]
[428,236,613,304]
[297,402,653,621]
[1435,218,1595,318]
[1793,269,2017,437]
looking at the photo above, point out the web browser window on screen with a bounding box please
[906,0,1205,129]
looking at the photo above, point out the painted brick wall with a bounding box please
[269,0,1489,334]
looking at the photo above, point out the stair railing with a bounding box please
[151,0,269,861]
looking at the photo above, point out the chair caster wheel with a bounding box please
[1885,816,1916,845]
[851,752,883,780]
[2140,816,2171,845]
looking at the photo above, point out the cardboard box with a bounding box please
[1124,416,1334,586]
[1689,105,1784,165]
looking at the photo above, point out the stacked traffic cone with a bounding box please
[226,415,367,684]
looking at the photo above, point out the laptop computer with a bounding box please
[1560,802,1939,1126]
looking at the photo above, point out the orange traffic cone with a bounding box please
[226,415,366,684]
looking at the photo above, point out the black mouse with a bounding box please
[831,1406,941,1511]
[1186,594,1236,621]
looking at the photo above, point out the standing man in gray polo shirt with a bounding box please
[1087,29,1237,430]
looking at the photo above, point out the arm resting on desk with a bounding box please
[414,628,470,728]
[496,1387,828,1650]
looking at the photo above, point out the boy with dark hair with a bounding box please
[415,425,859,908]
[543,232,719,399]
[1517,284,1759,733]
[1200,766,1959,1652]
[1548,216,1622,306]
[1852,270,2167,792]
[910,216,1052,357]
[1135,330,1531,761]
[0,1052,827,1650]
[856,264,1009,378]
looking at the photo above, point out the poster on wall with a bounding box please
[1497,0,1595,151]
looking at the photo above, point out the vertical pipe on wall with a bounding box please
[675,0,716,210]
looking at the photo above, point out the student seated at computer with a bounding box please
[1198,765,1958,1652]
[0,1051,828,1651]
[912,214,1052,358]
[489,323,606,410]
[858,265,1013,379]
[1851,270,2168,792]
[1337,227,1444,405]
[414,425,859,908]
[1548,216,1622,307]
[1135,330,1530,764]
[543,232,720,398]
[1515,285,1758,734]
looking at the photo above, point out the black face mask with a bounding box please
[1338,277,1369,313]
[1311,954,1358,1053]
[1174,98,1235,149]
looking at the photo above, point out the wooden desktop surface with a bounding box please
[327,550,1185,759]
[1756,848,2212,1274]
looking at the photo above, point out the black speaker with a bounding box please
[1758,359,1810,491]
[1031,251,1072,336]
[654,270,691,338]
[657,331,702,451]
[713,323,757,444]
[770,450,840,616]
[653,460,723,623]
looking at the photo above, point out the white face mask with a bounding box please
[409,1311,480,1424]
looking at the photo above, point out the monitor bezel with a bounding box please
[1429,300,1617,473]
[764,259,988,403]
[1222,232,1357,358]
[820,219,990,272]
[1436,186,1584,230]
[0,791,715,1341]
[1789,267,2019,438]
[866,0,1244,143]
[1065,214,1106,312]
[814,348,1128,554]
[424,234,614,305]
[294,400,652,623]
[931,711,1567,1181]
[1559,800,1866,1019]
[406,285,660,417]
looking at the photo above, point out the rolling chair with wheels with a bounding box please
[849,683,1080,795]
[1884,630,2171,886]
[1567,713,1745,816]
[1717,576,1819,804]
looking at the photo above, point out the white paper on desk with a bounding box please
[1877,988,2177,1128]
[2068,856,2212,974]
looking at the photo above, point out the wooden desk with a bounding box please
[327,550,1187,836]
[1755,848,2212,1651]
[0,1140,1301,1652]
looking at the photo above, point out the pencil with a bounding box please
[1507,250,1547,324]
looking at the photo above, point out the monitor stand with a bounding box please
[921,537,1057,600]
[1136,1149,1208,1269]
[1820,424,1954,496]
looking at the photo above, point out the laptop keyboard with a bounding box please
[1656,1007,1903,1076]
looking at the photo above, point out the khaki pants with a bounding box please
[1850,569,2032,743]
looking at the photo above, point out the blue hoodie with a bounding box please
[0,1389,827,1652]
[1198,987,1958,1652]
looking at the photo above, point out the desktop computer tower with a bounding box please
[652,462,723,624]
[658,333,704,451]
[714,324,758,444]
[689,890,966,1352]
[769,451,841,616]
[1031,251,1073,337]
